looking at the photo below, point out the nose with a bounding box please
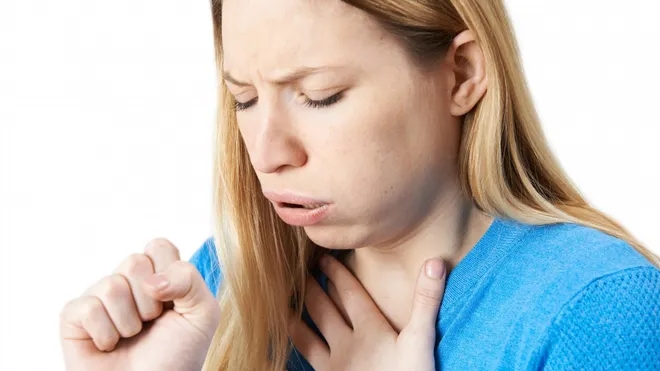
[248,106,307,174]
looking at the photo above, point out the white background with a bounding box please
[1,1,659,370]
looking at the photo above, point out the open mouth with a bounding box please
[262,191,332,226]
[280,202,327,209]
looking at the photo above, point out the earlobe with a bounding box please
[447,31,488,117]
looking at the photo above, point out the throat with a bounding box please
[366,279,415,333]
[342,253,415,333]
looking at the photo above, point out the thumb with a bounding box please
[405,258,446,336]
[143,260,220,339]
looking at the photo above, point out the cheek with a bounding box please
[324,93,456,213]
[315,99,434,200]
[235,116,263,164]
[307,100,410,183]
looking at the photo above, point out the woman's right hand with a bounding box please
[59,238,220,371]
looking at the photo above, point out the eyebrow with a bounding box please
[223,65,346,87]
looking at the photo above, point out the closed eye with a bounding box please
[302,92,344,109]
[233,97,257,111]
[232,92,344,112]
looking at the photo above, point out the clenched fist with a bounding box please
[59,238,220,371]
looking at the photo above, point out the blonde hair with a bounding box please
[203,1,660,370]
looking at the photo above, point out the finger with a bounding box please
[114,253,162,321]
[327,280,352,328]
[86,274,143,338]
[142,260,220,340]
[405,258,446,337]
[318,255,384,330]
[144,238,181,273]
[304,275,351,348]
[288,316,330,371]
[60,296,121,352]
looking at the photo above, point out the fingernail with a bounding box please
[145,274,170,291]
[425,259,445,279]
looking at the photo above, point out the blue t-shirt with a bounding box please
[190,218,660,370]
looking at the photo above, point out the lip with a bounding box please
[262,191,332,227]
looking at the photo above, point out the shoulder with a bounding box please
[498,221,660,368]
[516,221,653,270]
[537,265,660,369]
[499,222,656,301]
[189,236,223,297]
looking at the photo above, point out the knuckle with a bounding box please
[80,296,105,322]
[114,313,143,338]
[59,297,82,322]
[121,320,143,338]
[144,237,179,257]
[121,253,152,276]
[415,287,442,306]
[98,274,130,300]
[140,303,163,321]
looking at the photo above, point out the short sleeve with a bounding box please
[539,266,660,370]
[189,236,223,297]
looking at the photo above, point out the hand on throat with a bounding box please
[341,201,494,332]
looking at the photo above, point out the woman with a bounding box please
[59,0,660,370]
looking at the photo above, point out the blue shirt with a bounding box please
[190,218,660,370]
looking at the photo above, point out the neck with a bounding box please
[344,190,494,331]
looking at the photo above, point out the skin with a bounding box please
[59,239,221,371]
[290,255,447,371]
[58,239,446,371]
[223,0,491,331]
[59,0,492,369]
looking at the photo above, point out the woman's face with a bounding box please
[222,0,462,250]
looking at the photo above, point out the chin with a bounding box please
[303,223,373,250]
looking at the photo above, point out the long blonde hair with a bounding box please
[203,1,660,370]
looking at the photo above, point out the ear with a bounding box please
[445,30,488,117]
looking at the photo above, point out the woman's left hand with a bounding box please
[289,254,446,371]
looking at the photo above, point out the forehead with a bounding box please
[221,0,391,74]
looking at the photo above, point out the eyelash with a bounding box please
[233,92,344,112]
